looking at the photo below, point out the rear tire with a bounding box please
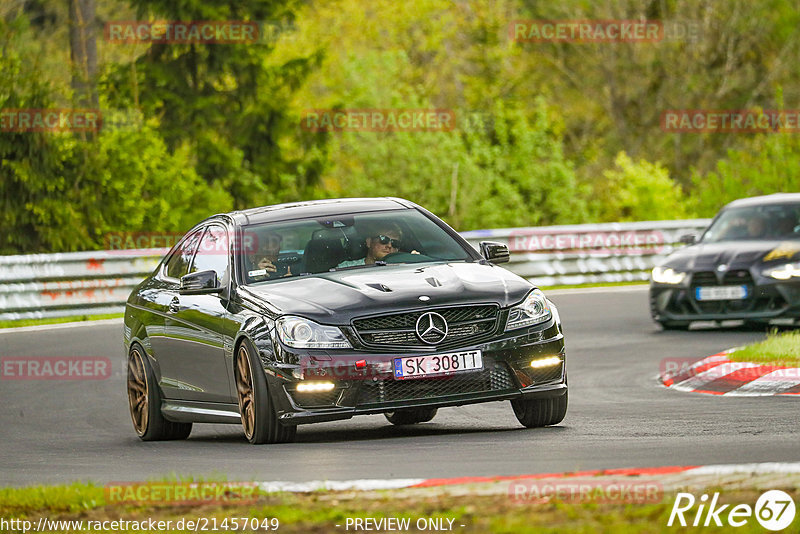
[511,392,568,428]
[127,344,192,441]
[384,407,438,425]
[235,340,296,444]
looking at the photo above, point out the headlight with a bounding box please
[764,263,800,280]
[276,316,352,349]
[651,266,687,285]
[506,289,552,331]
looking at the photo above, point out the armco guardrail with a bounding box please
[0,249,167,321]
[0,219,710,321]
[460,219,711,287]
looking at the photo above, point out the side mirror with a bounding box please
[679,234,697,245]
[180,270,222,294]
[479,241,510,264]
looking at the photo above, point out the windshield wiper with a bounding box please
[327,262,388,272]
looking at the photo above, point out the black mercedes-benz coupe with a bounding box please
[650,193,800,330]
[124,198,567,444]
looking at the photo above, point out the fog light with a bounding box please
[296,381,335,393]
[530,356,561,369]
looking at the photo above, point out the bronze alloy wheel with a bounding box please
[235,344,256,440]
[127,347,149,435]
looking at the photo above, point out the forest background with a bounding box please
[1,0,798,253]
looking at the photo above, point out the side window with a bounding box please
[165,229,203,279]
[190,225,230,283]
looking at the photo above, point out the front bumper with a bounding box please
[650,277,800,323]
[263,320,567,426]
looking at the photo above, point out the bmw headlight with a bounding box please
[651,266,687,285]
[276,316,352,349]
[764,263,800,280]
[506,289,552,331]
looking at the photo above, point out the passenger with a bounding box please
[249,232,291,279]
[775,216,798,237]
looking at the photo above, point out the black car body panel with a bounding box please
[124,198,567,435]
[650,194,800,325]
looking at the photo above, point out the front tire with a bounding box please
[235,340,296,444]
[511,392,568,428]
[127,344,192,441]
[385,407,438,425]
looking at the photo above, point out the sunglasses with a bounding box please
[373,234,402,248]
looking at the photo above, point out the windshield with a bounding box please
[239,208,474,284]
[702,204,800,243]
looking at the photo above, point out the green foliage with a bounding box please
[320,96,587,230]
[3,0,800,253]
[109,0,327,209]
[689,134,800,217]
[596,152,689,222]
[729,330,800,365]
[0,16,234,253]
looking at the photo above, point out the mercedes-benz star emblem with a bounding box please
[415,312,448,344]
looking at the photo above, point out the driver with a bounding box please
[338,223,403,267]
[745,215,767,239]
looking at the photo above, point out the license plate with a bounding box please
[393,350,483,380]
[695,285,748,301]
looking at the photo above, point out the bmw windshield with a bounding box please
[701,204,800,243]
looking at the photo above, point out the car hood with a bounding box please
[663,240,800,271]
[238,261,533,323]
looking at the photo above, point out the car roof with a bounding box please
[723,193,800,210]
[224,197,417,226]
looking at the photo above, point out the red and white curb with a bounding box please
[257,462,800,493]
[660,350,800,396]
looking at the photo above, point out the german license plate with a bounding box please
[695,285,748,301]
[393,350,483,380]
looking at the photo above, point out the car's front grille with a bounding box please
[352,305,499,349]
[691,271,717,286]
[723,269,753,285]
[689,269,755,313]
[355,358,515,406]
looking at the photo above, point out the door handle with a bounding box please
[168,297,180,314]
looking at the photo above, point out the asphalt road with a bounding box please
[1,286,796,487]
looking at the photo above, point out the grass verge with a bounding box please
[728,330,800,366]
[0,313,123,329]
[540,281,648,291]
[1,482,796,533]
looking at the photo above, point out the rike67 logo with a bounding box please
[668,490,796,531]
